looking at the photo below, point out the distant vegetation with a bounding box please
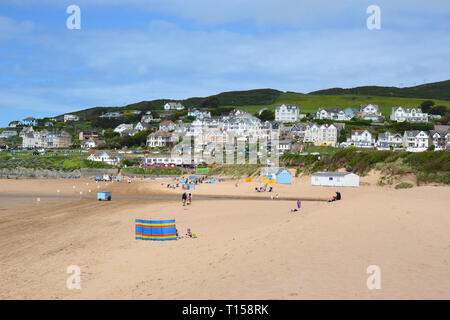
[309,80,450,101]
[395,182,414,189]
[281,149,450,184]
[122,167,184,175]
[209,164,262,178]
[0,152,114,171]
[50,81,450,130]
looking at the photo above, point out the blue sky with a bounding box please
[1,0,449,127]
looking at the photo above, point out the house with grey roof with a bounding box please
[275,104,299,122]
[315,108,349,121]
[402,130,429,152]
[390,107,428,123]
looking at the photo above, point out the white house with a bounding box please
[390,107,428,123]
[22,117,37,126]
[64,114,80,122]
[377,132,403,149]
[114,124,134,134]
[8,121,20,128]
[120,129,139,137]
[359,104,383,121]
[315,108,349,121]
[100,112,122,119]
[141,114,153,123]
[164,102,185,111]
[0,130,18,139]
[343,108,359,120]
[402,130,429,152]
[429,130,450,150]
[159,120,176,131]
[82,138,106,149]
[311,172,359,187]
[135,121,152,131]
[347,130,375,148]
[146,130,178,148]
[304,124,339,147]
[87,152,120,166]
[277,139,293,153]
[275,104,299,122]
[187,109,211,119]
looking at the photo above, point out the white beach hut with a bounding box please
[311,172,359,187]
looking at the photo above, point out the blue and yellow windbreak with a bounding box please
[135,219,177,241]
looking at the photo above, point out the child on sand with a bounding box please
[187,193,192,205]
[186,228,192,237]
[182,192,187,206]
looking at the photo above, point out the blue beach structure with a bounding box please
[97,191,112,201]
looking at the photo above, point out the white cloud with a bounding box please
[0,2,449,126]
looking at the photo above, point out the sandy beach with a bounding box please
[0,174,449,299]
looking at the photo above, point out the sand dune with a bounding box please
[0,176,449,299]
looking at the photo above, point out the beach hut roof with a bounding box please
[311,172,356,177]
[261,166,290,176]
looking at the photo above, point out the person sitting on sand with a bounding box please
[186,228,192,237]
[328,195,336,202]
[336,191,341,200]
[269,186,273,192]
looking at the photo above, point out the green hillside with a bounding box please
[234,93,450,117]
[309,80,450,101]
[58,81,450,121]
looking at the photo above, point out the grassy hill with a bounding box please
[57,81,450,122]
[235,92,450,116]
[309,80,450,101]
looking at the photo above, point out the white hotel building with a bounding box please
[275,104,299,122]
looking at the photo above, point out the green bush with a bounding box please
[395,182,413,189]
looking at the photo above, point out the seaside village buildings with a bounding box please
[3,102,448,154]
[21,128,72,149]
[390,107,429,123]
[303,124,339,147]
[346,130,376,148]
[275,104,301,122]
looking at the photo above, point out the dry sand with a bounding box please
[0,174,449,299]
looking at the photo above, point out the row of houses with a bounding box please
[21,129,72,149]
[314,105,434,123]
[8,117,38,127]
[8,115,80,128]
[343,127,450,151]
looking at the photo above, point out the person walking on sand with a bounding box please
[297,199,302,210]
[182,192,187,206]
[187,193,192,205]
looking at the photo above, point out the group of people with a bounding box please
[176,228,196,239]
[182,192,192,206]
[328,190,342,202]
[255,185,273,193]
